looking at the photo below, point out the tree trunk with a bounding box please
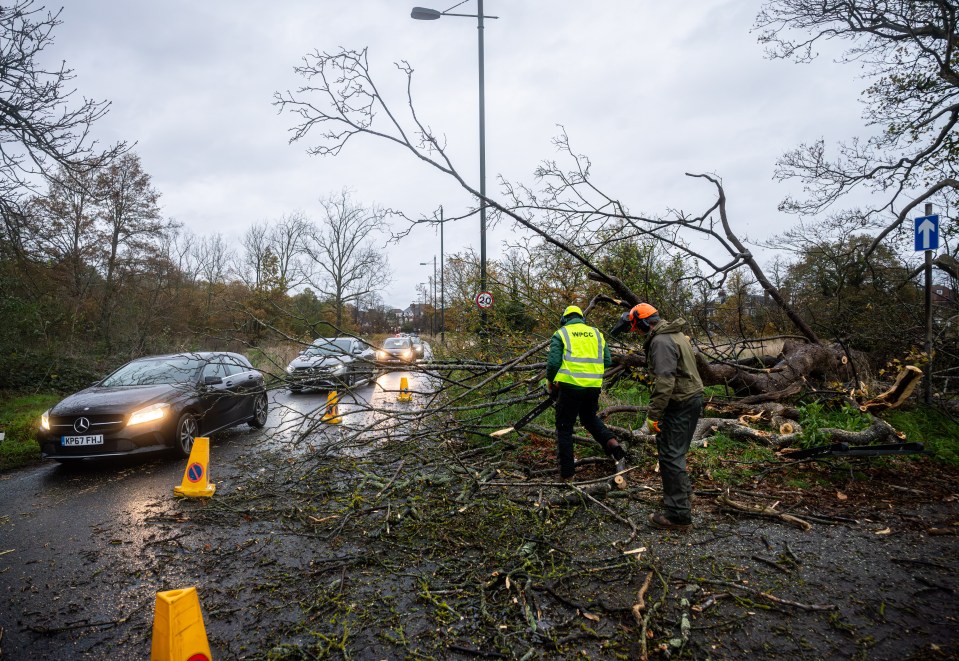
[613,339,851,399]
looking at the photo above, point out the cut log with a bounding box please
[706,401,801,422]
[691,414,897,449]
[812,417,902,446]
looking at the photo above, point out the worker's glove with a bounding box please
[548,381,559,396]
[640,419,661,435]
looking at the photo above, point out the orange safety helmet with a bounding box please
[629,303,659,332]
[610,302,660,336]
[628,303,659,332]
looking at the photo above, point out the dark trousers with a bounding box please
[555,384,616,478]
[656,394,703,521]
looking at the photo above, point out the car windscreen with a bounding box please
[305,339,353,356]
[100,356,204,387]
[383,338,410,349]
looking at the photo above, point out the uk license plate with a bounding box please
[62,435,104,446]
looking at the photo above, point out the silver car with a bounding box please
[285,337,375,391]
[376,336,416,365]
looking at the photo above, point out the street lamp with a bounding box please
[411,2,498,335]
[438,206,445,344]
[420,257,437,337]
[417,283,428,332]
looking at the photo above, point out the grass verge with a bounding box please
[882,405,959,465]
[0,391,60,471]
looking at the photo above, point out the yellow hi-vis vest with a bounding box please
[553,324,606,388]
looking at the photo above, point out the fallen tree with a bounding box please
[270,45,945,457]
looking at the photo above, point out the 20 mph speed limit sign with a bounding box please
[475,291,494,309]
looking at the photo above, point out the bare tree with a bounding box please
[238,212,311,293]
[0,1,125,248]
[191,233,235,316]
[94,153,166,345]
[27,165,100,341]
[31,166,99,295]
[754,1,958,257]
[274,49,818,344]
[270,211,311,290]
[237,221,271,290]
[302,189,391,327]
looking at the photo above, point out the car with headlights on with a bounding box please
[409,335,425,358]
[376,336,416,365]
[285,337,375,392]
[38,352,268,461]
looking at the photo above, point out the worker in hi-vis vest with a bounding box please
[545,305,625,480]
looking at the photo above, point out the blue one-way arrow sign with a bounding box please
[914,214,939,251]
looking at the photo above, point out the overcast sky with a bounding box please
[51,0,868,309]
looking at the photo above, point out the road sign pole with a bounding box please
[924,202,933,405]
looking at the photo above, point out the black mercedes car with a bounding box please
[38,352,268,461]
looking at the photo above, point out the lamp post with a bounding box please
[439,206,445,344]
[419,256,437,337]
[417,283,428,333]
[411,2,497,335]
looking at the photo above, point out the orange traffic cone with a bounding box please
[174,437,215,498]
[322,391,341,424]
[150,586,213,661]
[398,376,413,402]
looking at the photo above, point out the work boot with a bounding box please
[648,512,693,531]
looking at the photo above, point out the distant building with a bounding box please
[703,289,772,317]
[402,303,427,325]
[932,286,956,306]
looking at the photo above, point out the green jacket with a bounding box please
[643,318,704,421]
[546,317,612,389]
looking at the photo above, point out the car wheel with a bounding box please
[174,412,199,458]
[249,393,268,428]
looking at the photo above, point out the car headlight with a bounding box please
[332,364,347,374]
[403,350,412,359]
[127,402,169,427]
[40,410,50,431]
[377,351,387,360]
[286,365,295,374]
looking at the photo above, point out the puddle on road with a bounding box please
[249,368,441,458]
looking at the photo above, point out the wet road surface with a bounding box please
[0,360,434,658]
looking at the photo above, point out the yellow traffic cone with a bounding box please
[150,586,213,661]
[322,390,341,424]
[398,376,413,402]
[174,437,215,498]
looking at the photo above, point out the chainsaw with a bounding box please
[489,386,557,438]
[782,441,926,460]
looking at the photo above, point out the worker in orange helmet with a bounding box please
[612,302,704,530]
